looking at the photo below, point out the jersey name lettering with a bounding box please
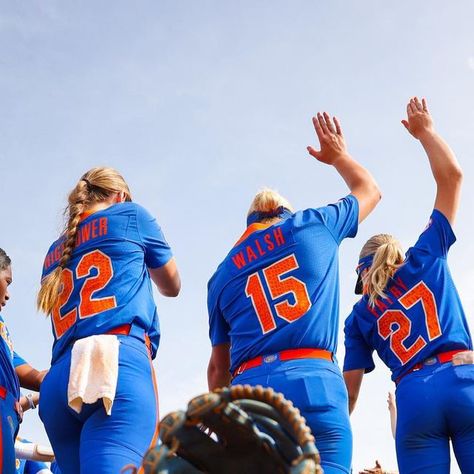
[232,227,286,270]
[43,217,109,271]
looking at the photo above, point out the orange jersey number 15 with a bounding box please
[245,254,311,334]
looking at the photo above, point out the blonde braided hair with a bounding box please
[359,234,405,307]
[37,167,131,315]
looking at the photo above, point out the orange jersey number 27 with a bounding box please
[377,281,442,365]
[245,254,311,334]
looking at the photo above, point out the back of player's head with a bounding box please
[76,167,132,205]
[247,188,294,223]
[37,167,131,315]
[0,248,11,271]
[359,234,404,307]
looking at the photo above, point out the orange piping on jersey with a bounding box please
[234,222,277,247]
[79,209,97,221]
[138,349,160,474]
[0,408,2,474]
[0,387,5,474]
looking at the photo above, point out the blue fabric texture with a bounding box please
[39,336,157,474]
[233,358,352,474]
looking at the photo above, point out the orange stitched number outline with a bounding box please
[52,269,77,339]
[51,250,116,339]
[77,251,116,318]
[377,281,441,365]
[245,254,311,334]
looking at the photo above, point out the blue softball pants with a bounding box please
[39,335,158,474]
[0,389,20,474]
[395,360,474,473]
[232,357,352,474]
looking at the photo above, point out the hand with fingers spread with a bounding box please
[307,112,348,165]
[306,111,381,223]
[401,97,434,139]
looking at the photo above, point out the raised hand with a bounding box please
[307,112,348,165]
[401,97,434,139]
[359,460,384,474]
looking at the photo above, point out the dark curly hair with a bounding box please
[0,248,11,271]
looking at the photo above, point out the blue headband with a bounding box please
[356,254,374,275]
[246,207,293,226]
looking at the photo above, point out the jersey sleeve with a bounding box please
[207,278,231,346]
[343,310,375,373]
[412,209,456,258]
[13,351,27,368]
[136,205,174,269]
[315,194,359,244]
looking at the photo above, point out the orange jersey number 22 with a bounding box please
[52,250,117,339]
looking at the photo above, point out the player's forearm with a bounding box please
[16,365,47,392]
[333,154,381,222]
[207,365,231,391]
[343,369,364,414]
[419,130,463,186]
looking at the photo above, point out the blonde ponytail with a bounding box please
[37,167,132,315]
[359,234,404,307]
[247,188,294,223]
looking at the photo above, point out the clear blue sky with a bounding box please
[1,1,473,471]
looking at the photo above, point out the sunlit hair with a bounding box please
[0,248,11,271]
[247,188,294,222]
[37,167,132,315]
[359,234,405,307]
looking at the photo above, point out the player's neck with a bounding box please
[84,201,115,215]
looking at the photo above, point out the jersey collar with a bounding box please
[234,222,276,247]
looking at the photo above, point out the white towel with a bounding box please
[68,334,120,415]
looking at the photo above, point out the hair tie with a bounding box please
[246,207,293,226]
[354,254,374,295]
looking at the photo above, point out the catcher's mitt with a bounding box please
[140,384,323,474]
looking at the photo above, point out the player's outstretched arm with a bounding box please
[343,368,364,414]
[307,112,381,223]
[149,257,181,297]
[207,343,231,391]
[401,97,463,225]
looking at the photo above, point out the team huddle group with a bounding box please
[0,97,473,474]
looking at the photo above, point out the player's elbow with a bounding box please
[449,165,463,184]
[353,181,382,222]
[207,362,227,391]
[159,281,181,297]
[436,164,463,187]
[367,180,382,204]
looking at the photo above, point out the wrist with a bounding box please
[26,393,37,410]
[331,152,353,167]
[416,128,437,142]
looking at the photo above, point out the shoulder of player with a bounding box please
[104,201,146,217]
[346,297,377,326]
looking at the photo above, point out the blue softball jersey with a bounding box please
[208,195,359,373]
[0,314,20,399]
[344,209,472,381]
[41,202,173,364]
